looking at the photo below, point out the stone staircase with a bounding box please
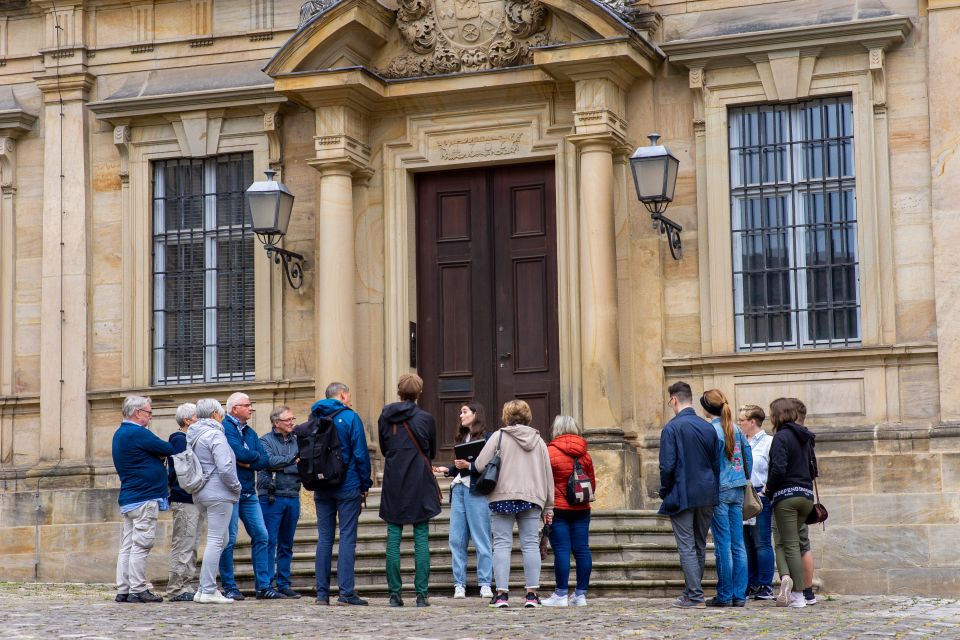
[228,485,717,598]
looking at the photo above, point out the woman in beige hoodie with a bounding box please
[474,399,554,609]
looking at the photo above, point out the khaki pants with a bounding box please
[166,502,205,595]
[116,501,159,595]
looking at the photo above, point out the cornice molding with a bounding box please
[661,15,913,67]
[88,85,285,123]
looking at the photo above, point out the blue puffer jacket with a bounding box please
[711,417,753,492]
[309,399,373,494]
[222,414,269,495]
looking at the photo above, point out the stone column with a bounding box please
[928,1,960,423]
[34,71,94,463]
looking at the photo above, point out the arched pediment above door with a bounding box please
[265,0,663,80]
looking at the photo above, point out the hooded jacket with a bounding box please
[302,398,373,495]
[377,400,442,525]
[765,421,817,503]
[548,434,596,512]
[187,418,242,505]
[474,424,554,517]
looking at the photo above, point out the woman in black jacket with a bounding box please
[378,373,442,608]
[765,397,817,609]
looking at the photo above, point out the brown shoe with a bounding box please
[315,597,330,605]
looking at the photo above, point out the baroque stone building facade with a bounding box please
[0,0,957,595]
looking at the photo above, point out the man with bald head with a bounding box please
[218,392,280,600]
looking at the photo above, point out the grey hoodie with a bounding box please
[474,424,554,516]
[186,418,242,504]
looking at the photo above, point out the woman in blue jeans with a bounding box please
[739,404,775,600]
[436,402,494,600]
[701,389,753,607]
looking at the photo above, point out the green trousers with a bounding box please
[386,522,430,596]
[772,497,813,591]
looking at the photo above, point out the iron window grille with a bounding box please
[729,96,860,352]
[152,153,256,384]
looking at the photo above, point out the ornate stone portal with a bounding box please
[380,0,550,77]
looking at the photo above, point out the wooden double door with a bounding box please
[415,162,561,460]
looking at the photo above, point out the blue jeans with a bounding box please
[548,510,592,596]
[744,494,774,589]
[259,495,301,590]
[712,486,747,603]
[448,483,493,588]
[314,487,363,598]
[219,493,270,592]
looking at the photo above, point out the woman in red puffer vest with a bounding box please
[541,415,596,607]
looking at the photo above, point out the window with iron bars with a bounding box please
[729,96,860,351]
[152,153,255,384]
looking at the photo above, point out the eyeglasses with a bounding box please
[237,403,253,408]
[278,416,295,423]
[138,408,153,416]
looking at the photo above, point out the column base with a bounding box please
[582,428,642,510]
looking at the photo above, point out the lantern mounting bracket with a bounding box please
[649,210,683,261]
[263,244,305,290]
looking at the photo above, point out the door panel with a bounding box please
[416,163,559,459]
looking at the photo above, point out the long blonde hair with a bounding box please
[702,388,735,461]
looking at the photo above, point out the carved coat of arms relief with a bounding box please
[382,0,549,78]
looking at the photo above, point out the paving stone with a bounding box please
[1,584,960,639]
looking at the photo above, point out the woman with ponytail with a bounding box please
[700,389,753,607]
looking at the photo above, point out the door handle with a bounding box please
[498,352,512,359]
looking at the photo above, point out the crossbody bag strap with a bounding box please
[402,421,442,502]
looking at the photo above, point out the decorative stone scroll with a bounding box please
[436,132,522,160]
[379,0,550,78]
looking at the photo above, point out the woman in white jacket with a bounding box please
[186,398,242,604]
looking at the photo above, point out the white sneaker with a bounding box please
[479,585,493,599]
[788,591,807,608]
[776,576,792,607]
[194,590,234,604]
[541,592,568,607]
[569,594,588,607]
[453,585,466,599]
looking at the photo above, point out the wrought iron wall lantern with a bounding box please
[245,170,305,289]
[629,133,683,260]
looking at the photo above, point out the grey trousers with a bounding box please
[196,500,233,595]
[491,507,542,592]
[116,501,159,595]
[166,502,205,595]
[670,505,714,602]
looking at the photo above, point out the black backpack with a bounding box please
[295,407,348,491]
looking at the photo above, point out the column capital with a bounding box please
[33,71,95,103]
[567,132,623,151]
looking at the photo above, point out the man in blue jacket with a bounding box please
[658,381,720,609]
[304,382,373,606]
[218,392,279,600]
[112,395,175,603]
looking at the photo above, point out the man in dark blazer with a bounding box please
[658,381,720,609]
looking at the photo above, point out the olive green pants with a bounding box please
[772,497,813,591]
[386,522,430,596]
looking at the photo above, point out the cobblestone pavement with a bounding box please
[3,583,960,639]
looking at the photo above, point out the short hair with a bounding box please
[551,415,581,439]
[226,392,249,414]
[502,399,532,426]
[769,397,799,431]
[668,381,693,403]
[791,398,808,422]
[397,373,423,402]
[174,403,197,427]
[325,382,349,399]
[122,396,151,419]
[270,405,292,425]
[738,404,765,425]
[196,398,225,420]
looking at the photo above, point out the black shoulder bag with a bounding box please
[475,431,503,496]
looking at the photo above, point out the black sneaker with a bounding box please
[489,591,509,608]
[278,588,301,599]
[256,588,285,600]
[754,585,775,600]
[389,593,404,607]
[746,585,759,599]
[705,597,730,607]
[128,590,163,603]
[524,592,541,608]
[114,593,129,603]
[731,599,747,607]
[171,591,195,602]
[416,593,429,608]
[222,588,245,601]
[338,593,368,606]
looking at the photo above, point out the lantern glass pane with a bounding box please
[632,156,668,201]
[664,155,680,202]
[277,191,294,236]
[247,192,280,234]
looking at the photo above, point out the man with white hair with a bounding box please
[218,392,279,600]
[112,395,175,603]
[165,402,205,601]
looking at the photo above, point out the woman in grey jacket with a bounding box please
[187,398,242,604]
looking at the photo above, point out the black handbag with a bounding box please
[475,432,502,496]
